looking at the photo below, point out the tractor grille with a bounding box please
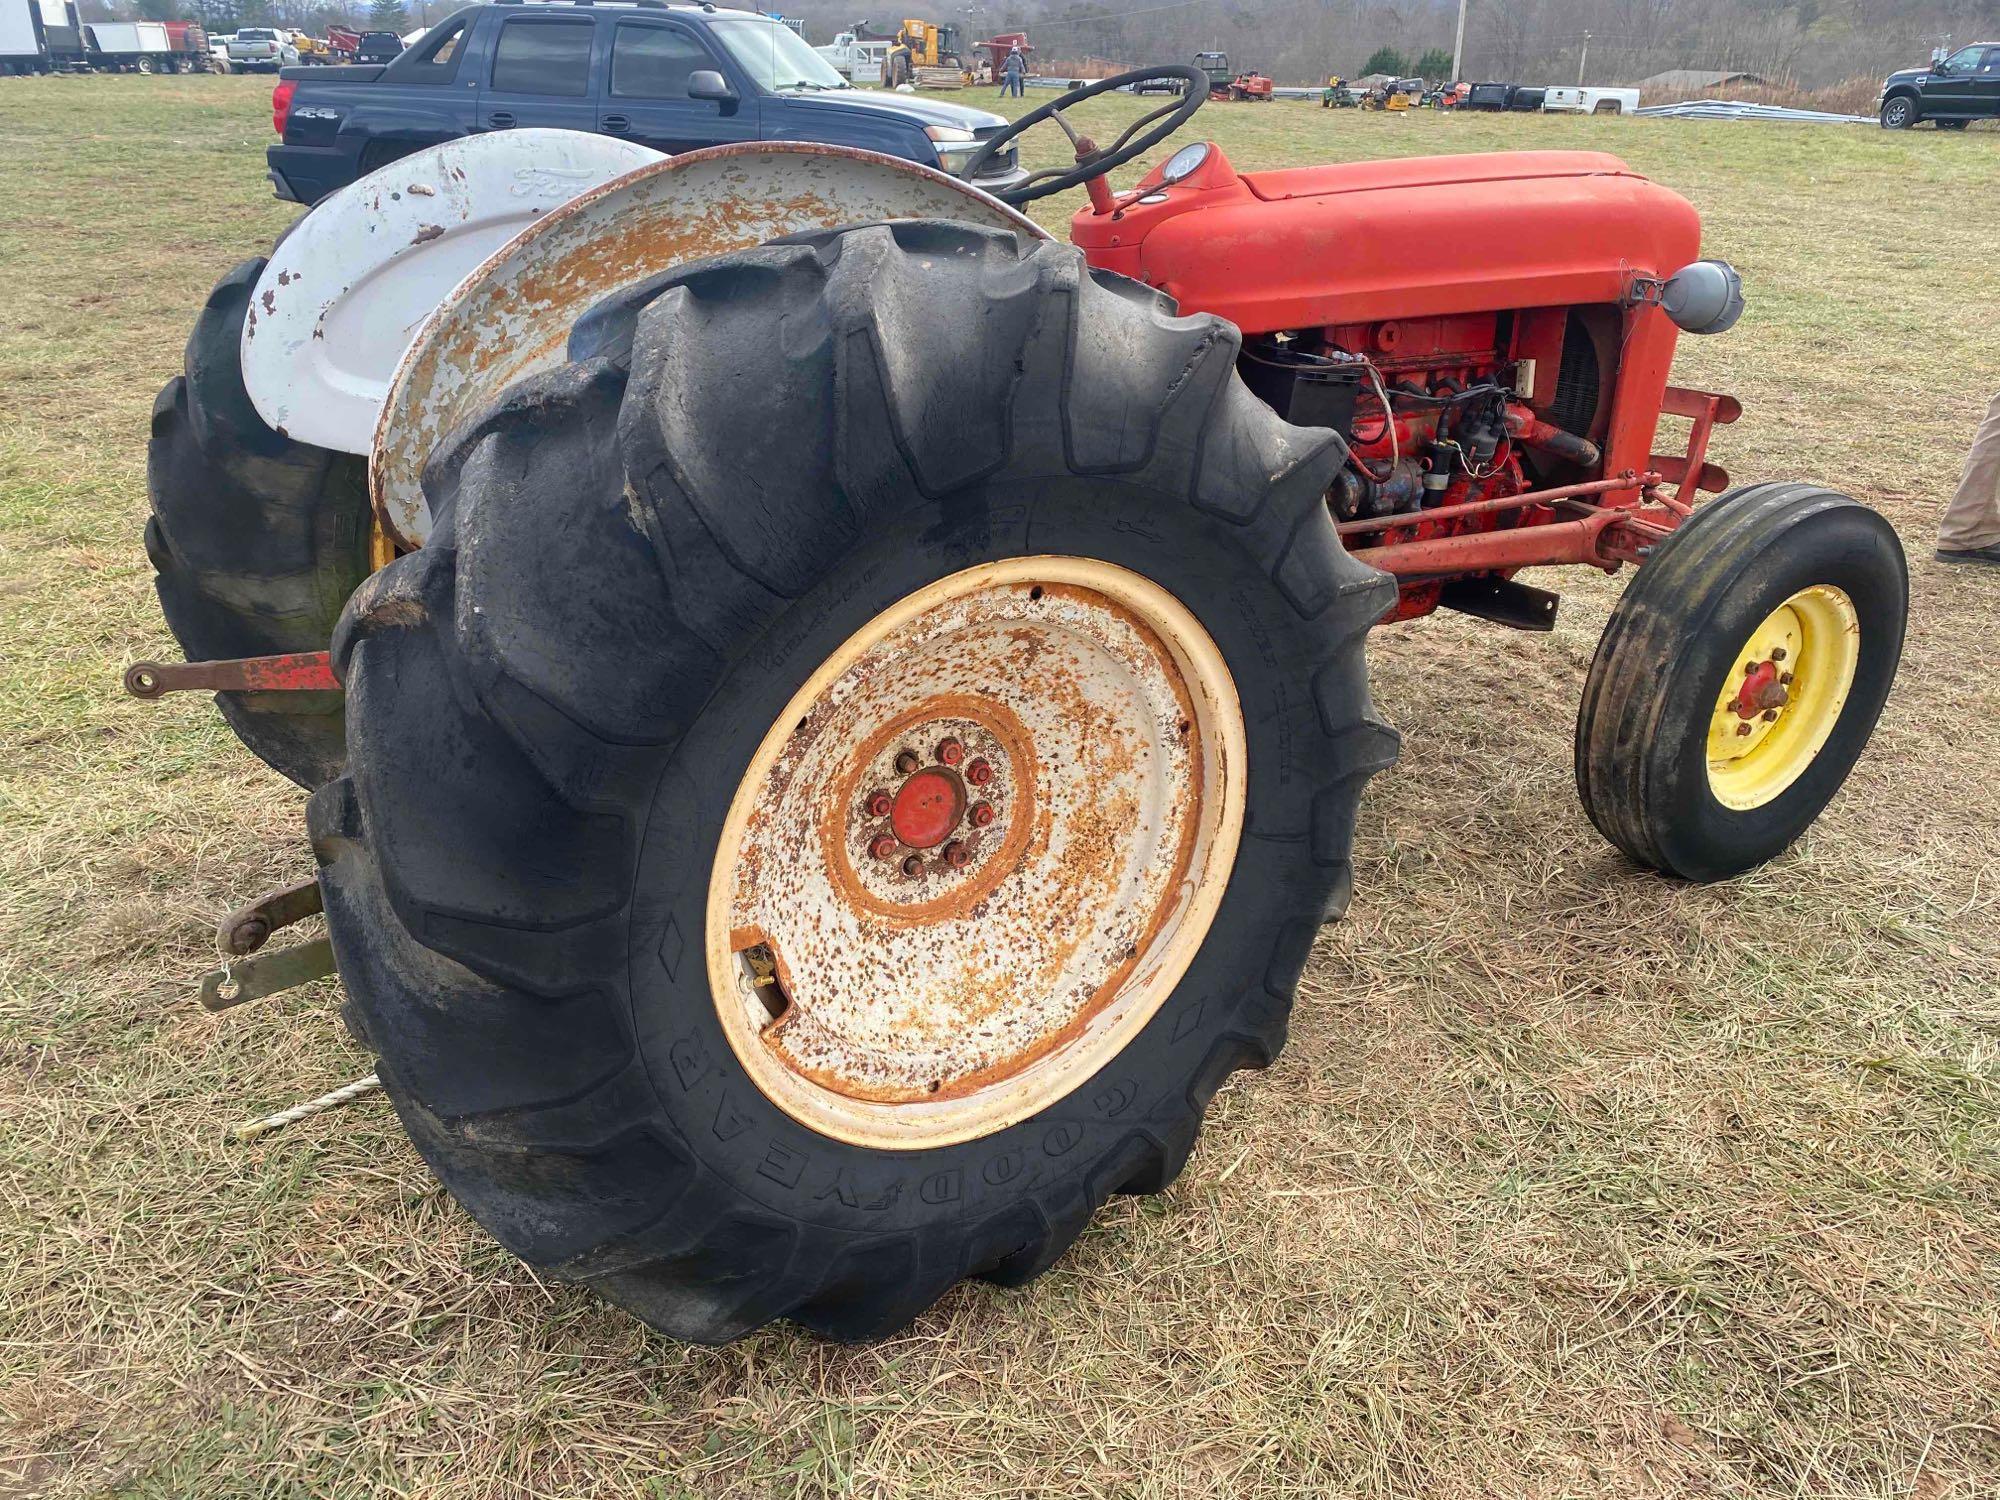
[1548,311,1605,438]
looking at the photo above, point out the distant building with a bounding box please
[1636,68,1768,90]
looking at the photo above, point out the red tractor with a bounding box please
[1229,68,1275,101]
[137,66,1904,1344]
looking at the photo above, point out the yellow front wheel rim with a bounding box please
[1705,585,1860,811]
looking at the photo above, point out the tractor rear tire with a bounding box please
[310,222,1399,1343]
[145,257,372,788]
[1575,483,1906,881]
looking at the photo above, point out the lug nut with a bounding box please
[1735,723,1752,737]
[937,737,965,767]
[966,757,993,786]
[869,834,899,861]
[970,801,996,828]
[1770,647,1787,662]
[1780,672,1794,686]
[943,840,971,869]
[1761,709,1779,723]
[894,749,921,775]
[901,854,925,877]
[865,789,893,818]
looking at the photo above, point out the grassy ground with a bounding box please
[1,75,1996,1498]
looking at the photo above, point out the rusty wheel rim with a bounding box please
[705,557,1246,1150]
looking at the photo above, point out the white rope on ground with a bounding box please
[228,1073,382,1143]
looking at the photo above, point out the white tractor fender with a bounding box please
[241,129,665,454]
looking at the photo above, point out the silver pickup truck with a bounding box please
[228,26,296,71]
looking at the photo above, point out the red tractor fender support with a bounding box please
[124,650,340,700]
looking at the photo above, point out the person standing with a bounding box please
[1938,389,2000,565]
[1001,45,1026,98]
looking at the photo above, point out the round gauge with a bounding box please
[1159,141,1211,186]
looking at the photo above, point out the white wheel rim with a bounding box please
[705,557,1247,1150]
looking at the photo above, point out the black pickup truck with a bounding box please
[268,0,1027,204]
[1879,41,2000,128]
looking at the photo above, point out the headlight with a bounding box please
[1661,260,1744,335]
[934,145,986,174]
[926,128,983,175]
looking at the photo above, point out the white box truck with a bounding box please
[1,0,80,73]
[85,19,175,71]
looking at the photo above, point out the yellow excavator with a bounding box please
[882,19,969,88]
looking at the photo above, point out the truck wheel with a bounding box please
[1880,95,1917,128]
[145,258,371,788]
[1575,483,1905,881]
[310,222,1399,1343]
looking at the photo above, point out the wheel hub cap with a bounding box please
[706,558,1246,1150]
[887,766,964,852]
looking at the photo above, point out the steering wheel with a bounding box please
[963,65,1208,206]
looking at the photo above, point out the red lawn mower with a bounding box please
[136,66,1904,1344]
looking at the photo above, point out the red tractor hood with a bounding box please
[1071,146,1703,334]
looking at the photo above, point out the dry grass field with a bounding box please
[2,75,1997,1498]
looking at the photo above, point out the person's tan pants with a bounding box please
[1939,389,2000,551]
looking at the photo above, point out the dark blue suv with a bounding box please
[267,1,1027,205]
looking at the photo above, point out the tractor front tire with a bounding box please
[311,222,1399,1343]
[145,257,371,788]
[1575,483,1906,881]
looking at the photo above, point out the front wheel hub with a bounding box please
[707,557,1246,1149]
[1705,584,1860,810]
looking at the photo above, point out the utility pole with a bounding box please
[1577,30,1590,84]
[1450,0,1468,81]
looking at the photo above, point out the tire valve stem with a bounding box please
[743,944,790,1023]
